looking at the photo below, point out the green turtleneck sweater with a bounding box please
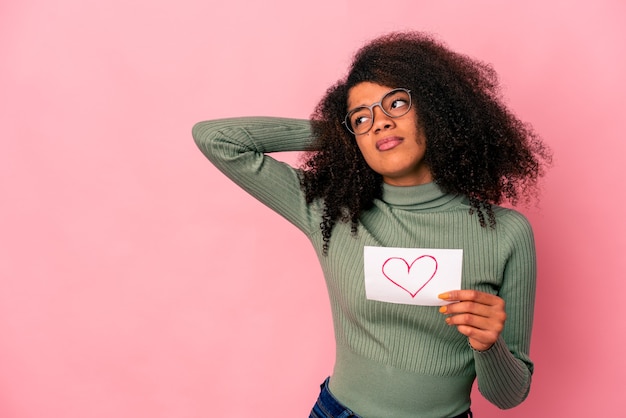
[193,117,536,418]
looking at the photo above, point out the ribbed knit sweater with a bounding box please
[193,117,536,418]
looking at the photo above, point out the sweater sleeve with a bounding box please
[192,117,318,235]
[474,212,536,409]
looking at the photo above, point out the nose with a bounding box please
[371,104,394,132]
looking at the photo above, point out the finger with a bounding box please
[440,302,491,318]
[444,312,504,333]
[446,317,501,351]
[455,325,499,351]
[439,290,502,306]
[439,300,506,319]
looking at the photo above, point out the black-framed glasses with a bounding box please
[343,88,412,135]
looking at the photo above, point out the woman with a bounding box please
[193,32,550,418]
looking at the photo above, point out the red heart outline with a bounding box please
[381,255,438,298]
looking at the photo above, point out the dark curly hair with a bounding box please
[300,31,551,254]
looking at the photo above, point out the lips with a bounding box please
[376,136,403,151]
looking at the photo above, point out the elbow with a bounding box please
[484,377,532,410]
[192,121,209,147]
[191,121,223,162]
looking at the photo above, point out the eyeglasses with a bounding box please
[343,88,412,135]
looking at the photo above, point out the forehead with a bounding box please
[347,82,395,109]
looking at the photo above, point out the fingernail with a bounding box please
[438,293,450,300]
[439,306,447,313]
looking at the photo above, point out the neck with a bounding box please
[381,182,466,211]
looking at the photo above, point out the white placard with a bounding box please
[364,246,463,306]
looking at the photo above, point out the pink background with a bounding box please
[1,1,624,416]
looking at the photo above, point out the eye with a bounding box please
[383,89,411,116]
[390,98,408,110]
[350,108,371,127]
[353,115,370,127]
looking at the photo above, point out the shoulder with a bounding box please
[492,206,535,242]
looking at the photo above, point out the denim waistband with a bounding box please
[310,377,473,418]
[310,378,359,418]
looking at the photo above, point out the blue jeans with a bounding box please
[309,378,361,418]
[309,377,473,418]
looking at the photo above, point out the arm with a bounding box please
[192,117,318,234]
[475,214,536,408]
[440,213,536,408]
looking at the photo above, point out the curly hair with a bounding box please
[300,31,551,254]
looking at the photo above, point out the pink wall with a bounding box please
[1,1,624,416]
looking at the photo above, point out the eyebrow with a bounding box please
[346,89,397,112]
[347,98,375,113]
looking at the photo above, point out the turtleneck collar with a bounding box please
[380,182,466,211]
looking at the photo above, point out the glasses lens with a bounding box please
[348,108,372,135]
[382,89,411,117]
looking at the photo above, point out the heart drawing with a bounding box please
[381,255,438,298]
